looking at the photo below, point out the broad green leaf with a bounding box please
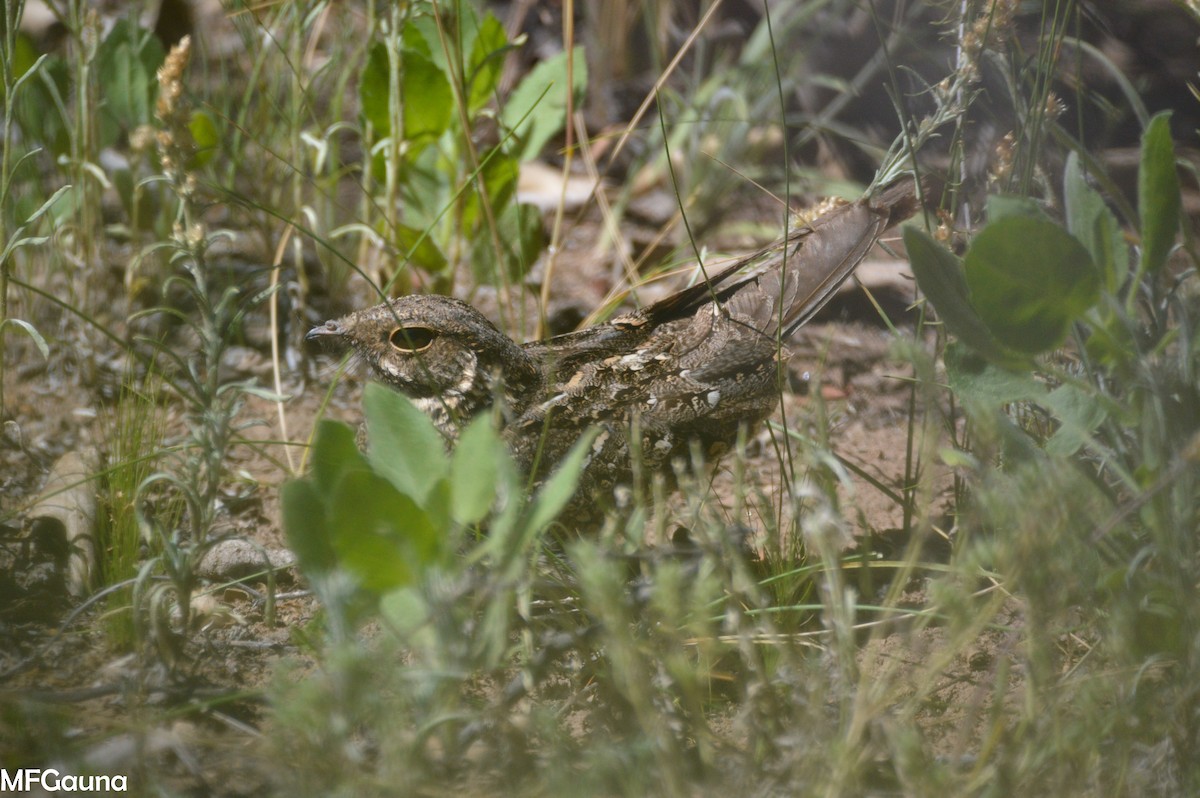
[965,216,1100,354]
[397,144,451,222]
[364,382,449,503]
[449,415,504,525]
[1139,112,1181,275]
[405,10,445,67]
[359,41,452,146]
[402,49,453,144]
[986,194,1050,223]
[394,223,448,273]
[329,470,439,593]
[281,479,336,577]
[943,344,1042,463]
[1064,152,1128,290]
[944,342,1044,409]
[94,19,165,148]
[310,419,369,494]
[188,110,219,168]
[404,3,474,75]
[360,42,391,136]
[904,227,1023,366]
[500,46,587,162]
[467,13,509,111]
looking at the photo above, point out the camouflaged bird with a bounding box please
[308,178,920,513]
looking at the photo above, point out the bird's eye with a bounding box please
[388,325,438,352]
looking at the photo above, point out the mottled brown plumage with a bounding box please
[308,179,920,511]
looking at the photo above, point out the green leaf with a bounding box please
[402,48,453,144]
[329,470,440,594]
[359,40,452,146]
[1064,152,1129,291]
[523,428,599,535]
[1084,306,1136,370]
[360,42,391,136]
[944,342,1044,409]
[24,183,74,226]
[449,415,508,525]
[467,13,509,111]
[943,343,1042,462]
[986,194,1051,223]
[188,110,219,168]
[4,33,41,99]
[1139,112,1181,275]
[394,223,448,273]
[281,479,336,577]
[363,382,449,503]
[0,318,50,359]
[965,216,1100,354]
[310,420,369,495]
[404,11,444,65]
[94,19,165,148]
[46,184,79,226]
[379,586,433,643]
[904,227,1024,366]
[1043,383,1108,457]
[500,46,587,162]
[463,147,519,230]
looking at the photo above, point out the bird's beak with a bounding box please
[306,320,345,343]
[307,321,345,338]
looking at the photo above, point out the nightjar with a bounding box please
[308,178,920,514]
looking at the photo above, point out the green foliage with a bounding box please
[99,369,175,650]
[907,211,1101,361]
[186,110,219,169]
[10,38,71,156]
[283,383,592,613]
[964,215,1100,354]
[913,99,1200,791]
[1138,112,1181,278]
[360,36,452,144]
[1064,152,1128,291]
[904,226,1024,367]
[354,3,578,287]
[278,395,835,795]
[94,18,165,149]
[499,45,587,162]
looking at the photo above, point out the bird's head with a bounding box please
[307,295,539,431]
